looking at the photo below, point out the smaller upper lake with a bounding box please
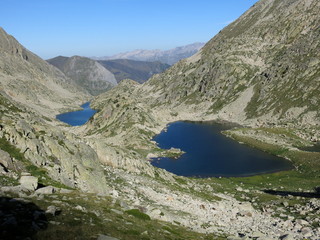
[151,121,293,178]
[56,102,97,126]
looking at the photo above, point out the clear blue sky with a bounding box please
[1,0,259,59]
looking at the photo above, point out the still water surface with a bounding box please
[151,121,293,177]
[56,102,96,126]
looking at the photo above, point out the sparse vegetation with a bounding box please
[125,209,151,221]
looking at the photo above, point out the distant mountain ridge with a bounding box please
[47,56,117,96]
[93,42,205,65]
[98,59,170,84]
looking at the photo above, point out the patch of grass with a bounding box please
[173,176,187,185]
[0,95,21,113]
[162,226,179,235]
[0,175,19,186]
[122,229,140,236]
[58,139,65,147]
[0,137,26,162]
[20,191,222,240]
[125,209,151,221]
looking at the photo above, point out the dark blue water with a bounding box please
[151,121,293,177]
[56,102,97,126]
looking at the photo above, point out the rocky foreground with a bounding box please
[1,162,320,239]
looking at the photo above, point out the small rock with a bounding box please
[296,219,309,225]
[293,223,302,231]
[301,227,313,237]
[46,205,60,216]
[111,190,119,198]
[149,208,162,218]
[227,236,242,240]
[75,205,86,212]
[146,153,157,159]
[49,221,60,225]
[119,200,129,210]
[283,201,289,207]
[110,209,122,215]
[141,230,148,236]
[59,188,73,194]
[251,231,265,238]
[21,172,31,176]
[97,234,119,240]
[299,210,306,215]
[19,176,38,191]
[280,234,294,240]
[0,149,12,169]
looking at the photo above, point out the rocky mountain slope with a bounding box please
[0,27,110,194]
[0,28,88,117]
[47,56,117,96]
[87,0,320,149]
[1,0,320,239]
[142,0,320,126]
[98,59,170,83]
[94,42,205,65]
[81,0,320,238]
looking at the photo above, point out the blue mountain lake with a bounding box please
[56,102,97,126]
[151,121,293,178]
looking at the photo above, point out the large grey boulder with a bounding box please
[35,186,55,194]
[1,185,30,194]
[19,176,38,191]
[0,149,13,170]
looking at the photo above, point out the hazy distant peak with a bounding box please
[93,42,205,65]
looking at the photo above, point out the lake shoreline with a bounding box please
[151,121,293,178]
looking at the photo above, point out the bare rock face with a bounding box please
[47,55,117,96]
[0,28,111,195]
[0,149,13,170]
[35,186,55,195]
[19,176,38,191]
[0,27,88,117]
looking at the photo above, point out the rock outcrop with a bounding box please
[0,27,110,194]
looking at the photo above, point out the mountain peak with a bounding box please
[93,42,205,65]
[47,55,117,95]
